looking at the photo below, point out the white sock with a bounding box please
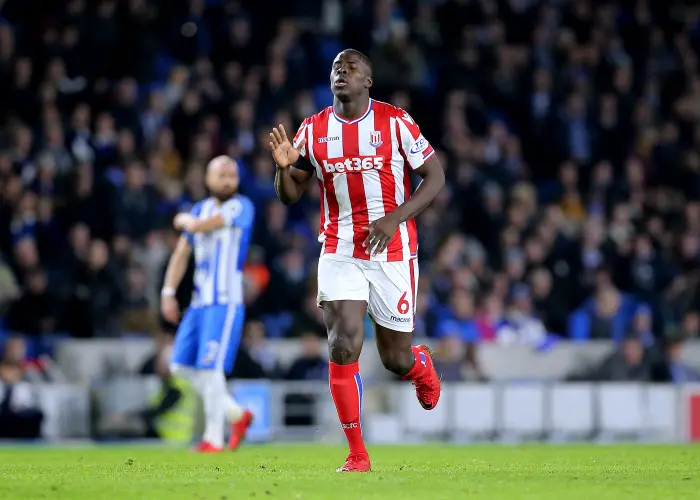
[199,369,226,447]
[217,372,244,423]
[169,364,203,391]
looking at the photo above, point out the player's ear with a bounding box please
[365,76,373,89]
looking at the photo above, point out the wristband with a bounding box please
[161,287,176,297]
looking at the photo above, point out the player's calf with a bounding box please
[377,346,415,376]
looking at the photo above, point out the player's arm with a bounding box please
[364,112,445,255]
[173,213,224,233]
[388,154,444,224]
[160,235,192,322]
[270,123,314,205]
[172,198,254,233]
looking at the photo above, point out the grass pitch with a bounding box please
[0,444,698,499]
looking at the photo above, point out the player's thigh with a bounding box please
[171,308,202,368]
[318,254,369,362]
[195,304,242,372]
[366,258,418,334]
[317,254,369,305]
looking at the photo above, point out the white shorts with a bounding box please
[317,253,419,333]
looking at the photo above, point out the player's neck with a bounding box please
[333,96,370,121]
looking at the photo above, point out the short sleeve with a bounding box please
[293,118,309,160]
[220,196,254,229]
[396,110,435,170]
[183,202,203,245]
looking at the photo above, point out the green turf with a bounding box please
[0,444,698,499]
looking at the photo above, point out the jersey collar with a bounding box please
[332,99,373,125]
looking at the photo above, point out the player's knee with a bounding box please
[326,308,363,364]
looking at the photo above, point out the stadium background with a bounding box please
[1,0,700,443]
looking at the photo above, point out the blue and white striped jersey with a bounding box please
[184,195,255,308]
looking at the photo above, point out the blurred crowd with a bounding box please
[1,0,700,384]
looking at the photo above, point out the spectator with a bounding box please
[230,321,278,380]
[286,292,326,339]
[652,333,700,383]
[569,331,652,382]
[0,340,44,438]
[7,268,60,336]
[285,333,327,381]
[494,284,548,348]
[435,288,478,342]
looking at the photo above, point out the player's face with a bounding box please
[207,163,239,201]
[330,52,370,100]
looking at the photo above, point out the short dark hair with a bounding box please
[342,48,372,75]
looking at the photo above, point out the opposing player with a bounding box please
[270,49,445,471]
[161,156,254,453]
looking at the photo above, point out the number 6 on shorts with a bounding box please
[396,291,410,315]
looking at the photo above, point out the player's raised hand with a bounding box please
[269,124,305,169]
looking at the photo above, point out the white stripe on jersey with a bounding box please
[191,198,245,308]
[326,115,355,256]
[358,110,388,259]
[390,116,412,260]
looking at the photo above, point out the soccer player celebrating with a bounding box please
[161,156,254,453]
[269,49,445,472]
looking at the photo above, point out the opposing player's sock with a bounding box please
[329,361,367,457]
[199,369,226,448]
[402,345,441,410]
[222,389,244,423]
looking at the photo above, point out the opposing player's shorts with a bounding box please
[317,253,418,333]
[171,304,245,373]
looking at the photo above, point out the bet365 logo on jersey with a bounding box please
[323,156,384,173]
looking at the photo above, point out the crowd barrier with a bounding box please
[6,379,700,443]
[53,339,700,383]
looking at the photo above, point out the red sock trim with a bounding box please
[329,360,359,379]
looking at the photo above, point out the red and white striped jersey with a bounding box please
[292,99,435,261]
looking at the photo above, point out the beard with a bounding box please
[211,188,237,202]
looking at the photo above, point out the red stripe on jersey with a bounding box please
[404,171,418,256]
[314,112,340,254]
[342,122,370,259]
[409,258,417,329]
[395,119,419,256]
[317,178,326,238]
[376,113,403,261]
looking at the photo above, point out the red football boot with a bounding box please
[193,441,224,453]
[228,410,254,450]
[336,453,371,472]
[412,345,441,410]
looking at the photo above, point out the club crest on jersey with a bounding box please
[369,131,383,148]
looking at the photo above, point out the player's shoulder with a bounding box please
[371,99,401,116]
[302,106,333,126]
[235,194,254,211]
[371,99,413,121]
[225,195,255,218]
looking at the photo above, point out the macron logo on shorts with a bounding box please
[390,316,411,323]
